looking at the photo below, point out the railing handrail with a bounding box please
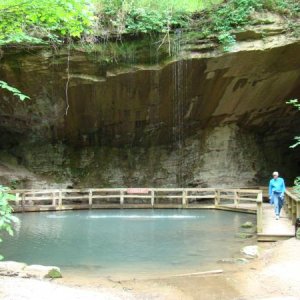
[9,187,261,193]
[285,189,300,202]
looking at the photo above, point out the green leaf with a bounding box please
[0,81,30,101]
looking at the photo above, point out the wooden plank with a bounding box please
[126,188,149,194]
[171,269,223,277]
[60,196,89,200]
[215,205,256,214]
[186,195,215,199]
[237,189,263,193]
[285,190,300,202]
[257,233,295,242]
[259,203,294,241]
[153,204,184,209]
[154,195,183,199]
[186,205,215,209]
[20,197,55,201]
[91,195,123,199]
[123,195,152,199]
[185,188,216,192]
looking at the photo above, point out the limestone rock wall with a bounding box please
[0,23,300,188]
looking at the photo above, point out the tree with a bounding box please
[0,0,94,46]
[0,186,18,260]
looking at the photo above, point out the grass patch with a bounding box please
[94,0,223,13]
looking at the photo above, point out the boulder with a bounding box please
[23,265,62,279]
[241,245,259,258]
[0,261,27,276]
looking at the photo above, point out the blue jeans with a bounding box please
[271,192,284,216]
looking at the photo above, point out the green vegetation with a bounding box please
[0,186,18,260]
[0,0,299,48]
[0,0,94,45]
[0,81,30,101]
[94,0,299,50]
[287,99,300,148]
[94,0,221,36]
[192,0,300,50]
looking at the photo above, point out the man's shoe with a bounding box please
[276,215,279,220]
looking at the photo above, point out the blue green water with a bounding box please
[1,209,256,278]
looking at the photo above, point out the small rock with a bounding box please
[235,258,249,264]
[217,258,236,264]
[241,245,259,258]
[235,232,254,239]
[218,257,249,264]
[0,261,27,276]
[23,265,62,279]
[241,221,254,228]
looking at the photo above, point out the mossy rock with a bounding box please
[24,265,62,279]
[46,268,62,278]
[235,232,254,239]
[241,221,254,228]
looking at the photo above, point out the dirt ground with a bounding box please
[1,238,300,300]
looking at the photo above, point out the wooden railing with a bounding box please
[8,188,262,229]
[8,188,262,208]
[285,190,300,225]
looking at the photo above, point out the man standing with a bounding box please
[268,171,286,220]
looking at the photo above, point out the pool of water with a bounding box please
[1,209,256,278]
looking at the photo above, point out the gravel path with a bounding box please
[0,277,134,300]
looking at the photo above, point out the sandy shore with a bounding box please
[1,238,300,300]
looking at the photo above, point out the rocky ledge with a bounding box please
[0,261,62,279]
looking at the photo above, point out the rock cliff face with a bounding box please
[0,14,299,188]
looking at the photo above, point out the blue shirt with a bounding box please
[269,177,286,196]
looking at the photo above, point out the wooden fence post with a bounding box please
[16,193,20,207]
[89,189,93,207]
[297,201,300,219]
[21,193,25,212]
[292,199,296,225]
[215,189,220,206]
[256,191,263,233]
[58,191,62,209]
[151,189,155,207]
[234,191,238,208]
[52,192,56,206]
[288,195,292,220]
[120,190,124,206]
[182,189,187,207]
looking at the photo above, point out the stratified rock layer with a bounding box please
[0,15,299,188]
